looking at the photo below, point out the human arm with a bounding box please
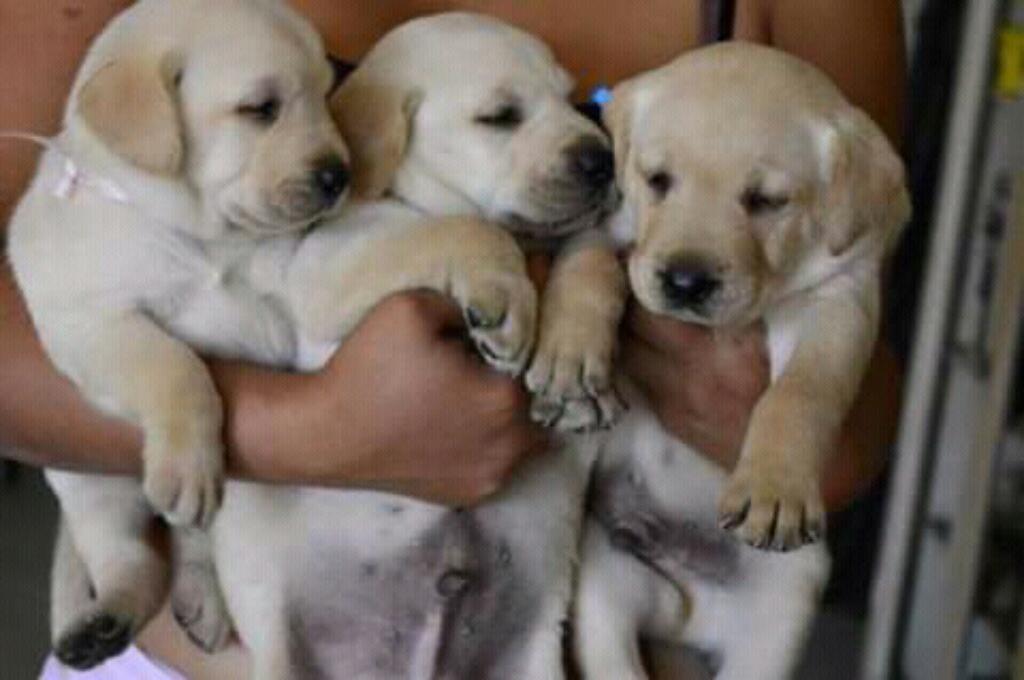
[0,0,137,467]
[624,0,908,511]
[0,255,544,504]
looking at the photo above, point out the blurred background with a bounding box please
[2,0,1024,678]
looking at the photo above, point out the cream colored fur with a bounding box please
[9,0,350,668]
[576,42,909,679]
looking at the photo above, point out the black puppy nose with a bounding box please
[312,156,349,202]
[569,137,614,189]
[659,260,721,311]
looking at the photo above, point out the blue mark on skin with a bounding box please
[590,86,613,108]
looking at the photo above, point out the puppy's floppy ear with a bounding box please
[76,54,183,176]
[602,79,640,245]
[330,74,421,201]
[602,80,635,188]
[814,106,911,256]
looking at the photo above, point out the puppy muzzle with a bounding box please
[506,170,619,241]
[658,257,722,315]
[271,156,350,225]
[566,135,615,194]
[632,251,757,325]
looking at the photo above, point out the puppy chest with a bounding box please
[147,244,297,366]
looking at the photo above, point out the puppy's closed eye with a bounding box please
[237,95,281,125]
[740,187,789,216]
[646,170,673,200]
[475,103,523,130]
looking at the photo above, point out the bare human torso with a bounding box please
[293,0,767,98]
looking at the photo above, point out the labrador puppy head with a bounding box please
[70,0,350,238]
[608,42,910,327]
[332,13,616,240]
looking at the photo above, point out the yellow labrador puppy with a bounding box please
[7,0,351,667]
[173,14,623,680]
[575,43,910,679]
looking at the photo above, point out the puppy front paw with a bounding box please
[718,460,825,551]
[456,271,538,376]
[143,424,224,528]
[525,320,623,433]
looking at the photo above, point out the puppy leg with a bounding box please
[171,529,233,654]
[60,313,225,527]
[526,232,627,432]
[719,281,880,550]
[249,628,295,680]
[575,520,689,680]
[292,216,537,374]
[48,472,169,670]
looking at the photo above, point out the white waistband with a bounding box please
[39,646,187,680]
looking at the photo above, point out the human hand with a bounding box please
[291,291,548,506]
[621,301,769,470]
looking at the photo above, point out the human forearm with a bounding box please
[820,339,903,509]
[623,303,903,512]
[686,341,903,512]
[771,0,909,506]
[693,339,904,511]
[0,260,346,483]
[1,268,544,504]
[0,263,142,469]
[209,355,344,485]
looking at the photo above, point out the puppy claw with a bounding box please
[476,340,500,362]
[751,502,780,550]
[530,396,565,429]
[718,466,824,552]
[465,305,506,330]
[592,386,627,427]
[458,277,537,377]
[801,516,826,545]
[557,398,601,433]
[526,343,620,432]
[143,435,224,528]
[718,500,750,532]
[172,565,234,654]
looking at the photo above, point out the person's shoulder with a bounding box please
[0,0,131,35]
[0,0,133,71]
